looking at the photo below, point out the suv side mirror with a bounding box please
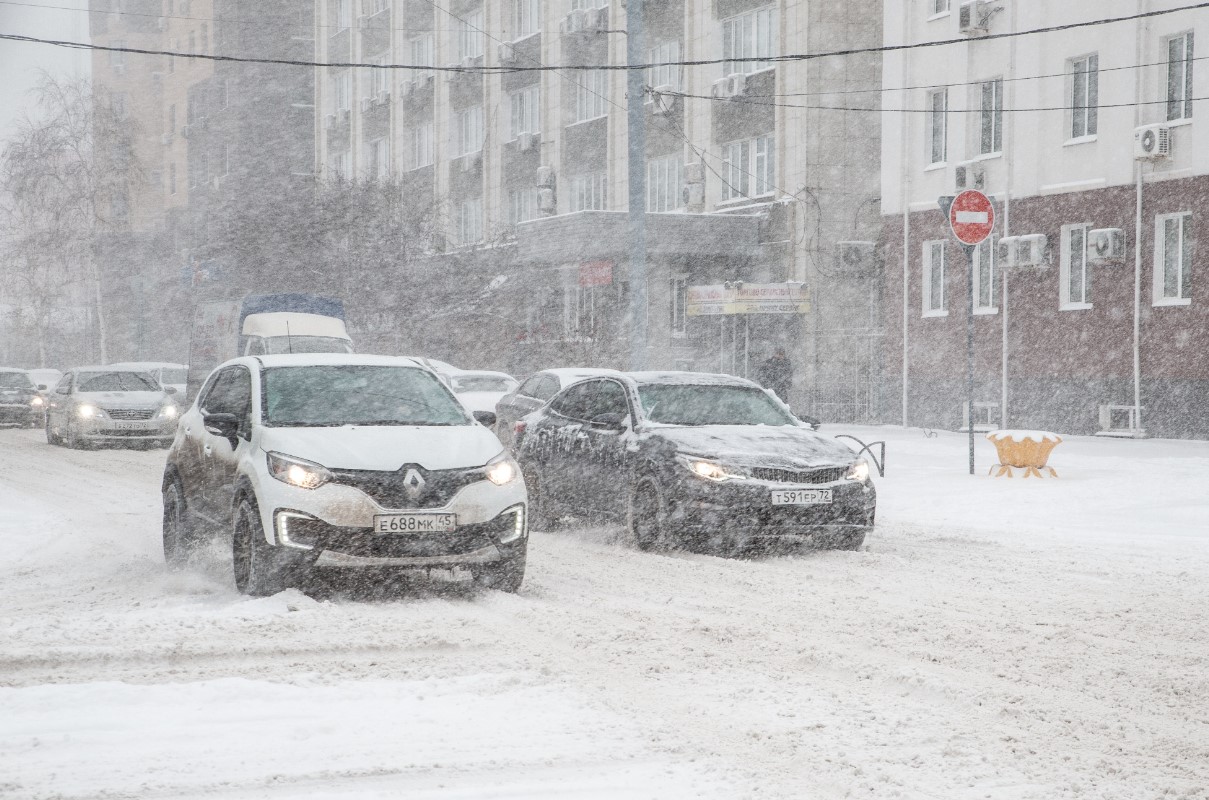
[590,412,627,431]
[472,410,497,427]
[203,411,239,440]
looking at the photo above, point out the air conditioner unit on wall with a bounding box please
[1134,124,1172,160]
[537,187,556,213]
[997,236,1017,268]
[517,131,536,152]
[683,162,706,209]
[959,0,991,34]
[1087,228,1125,265]
[536,165,556,188]
[711,73,747,99]
[359,97,373,113]
[561,9,586,34]
[954,160,986,191]
[1015,234,1048,268]
[401,79,415,96]
[377,89,390,105]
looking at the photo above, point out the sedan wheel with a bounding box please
[65,421,83,449]
[45,417,60,446]
[524,467,557,531]
[628,478,670,551]
[162,480,194,569]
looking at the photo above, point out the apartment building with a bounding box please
[882,0,1209,439]
[314,0,883,421]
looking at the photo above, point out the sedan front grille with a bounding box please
[106,408,156,421]
[750,466,846,485]
[330,464,487,509]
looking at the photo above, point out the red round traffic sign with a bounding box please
[949,190,995,246]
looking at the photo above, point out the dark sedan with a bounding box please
[0,369,45,427]
[515,371,875,555]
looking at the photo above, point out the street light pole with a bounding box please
[626,0,647,370]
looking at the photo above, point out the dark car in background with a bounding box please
[0,369,45,427]
[515,371,875,555]
[494,368,620,449]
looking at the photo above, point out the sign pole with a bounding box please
[965,243,976,476]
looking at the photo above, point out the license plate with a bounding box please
[771,488,833,506]
[373,513,457,534]
[109,420,154,431]
[429,566,473,583]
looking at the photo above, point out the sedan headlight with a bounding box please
[678,455,747,482]
[158,404,179,419]
[30,396,45,408]
[76,404,100,419]
[485,452,519,486]
[267,451,333,490]
[846,460,871,482]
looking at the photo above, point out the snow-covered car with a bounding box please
[0,368,45,427]
[494,367,621,449]
[448,370,519,415]
[160,354,528,596]
[515,371,875,554]
[109,361,188,396]
[45,367,180,448]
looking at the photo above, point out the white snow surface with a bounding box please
[1,424,1208,799]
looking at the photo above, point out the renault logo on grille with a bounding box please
[402,468,426,500]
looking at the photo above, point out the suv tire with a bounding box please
[162,478,197,568]
[233,498,295,596]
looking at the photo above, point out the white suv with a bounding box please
[161,354,528,595]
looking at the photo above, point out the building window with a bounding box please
[333,71,351,112]
[457,197,483,245]
[409,34,434,79]
[721,6,776,76]
[454,105,484,156]
[335,0,351,32]
[508,187,538,225]
[564,286,595,339]
[979,78,1003,155]
[926,89,947,164]
[370,53,390,98]
[408,122,433,169]
[931,0,950,14]
[671,276,688,337]
[1069,53,1098,139]
[514,0,539,38]
[367,138,390,180]
[574,70,608,123]
[923,240,946,316]
[720,134,775,201]
[458,10,485,61]
[647,39,682,92]
[169,162,177,195]
[647,153,684,213]
[509,84,540,139]
[570,172,606,211]
[1060,224,1092,308]
[1167,32,1194,121]
[974,237,997,312]
[1154,212,1193,305]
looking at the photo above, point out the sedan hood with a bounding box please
[649,424,858,470]
[258,424,503,472]
[77,390,167,408]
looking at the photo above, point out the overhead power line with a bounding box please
[3,1,1209,73]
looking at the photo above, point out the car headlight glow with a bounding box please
[485,453,519,486]
[846,460,871,482]
[76,404,99,419]
[267,451,333,490]
[30,396,44,407]
[159,404,179,419]
[678,455,747,482]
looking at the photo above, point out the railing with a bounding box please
[833,434,886,477]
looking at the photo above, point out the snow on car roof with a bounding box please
[249,353,429,369]
[450,369,516,380]
[541,367,621,382]
[72,365,159,373]
[625,371,758,388]
[108,361,188,370]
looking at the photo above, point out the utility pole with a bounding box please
[626,0,647,370]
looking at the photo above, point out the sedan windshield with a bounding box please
[452,375,515,393]
[77,372,161,392]
[637,384,796,427]
[0,372,34,389]
[263,365,471,427]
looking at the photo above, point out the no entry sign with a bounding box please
[949,190,995,246]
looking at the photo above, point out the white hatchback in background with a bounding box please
[447,370,519,415]
[160,354,527,595]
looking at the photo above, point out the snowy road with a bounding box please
[2,425,1208,799]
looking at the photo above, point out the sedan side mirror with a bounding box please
[202,411,240,441]
[37,384,47,391]
[472,410,497,428]
[164,386,179,395]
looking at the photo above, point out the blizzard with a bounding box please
[1,425,1207,799]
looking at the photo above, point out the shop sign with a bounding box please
[686,283,810,316]
[579,260,613,287]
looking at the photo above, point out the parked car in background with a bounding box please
[515,371,875,555]
[161,354,528,596]
[0,369,45,427]
[447,370,519,415]
[45,367,181,449]
[494,368,621,449]
[109,362,188,395]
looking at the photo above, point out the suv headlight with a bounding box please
[267,451,333,490]
[30,396,45,408]
[677,455,747,482]
[485,452,519,486]
[845,460,870,482]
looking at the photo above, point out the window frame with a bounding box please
[1059,223,1093,310]
[454,105,485,157]
[457,197,484,246]
[1166,31,1195,122]
[458,10,485,61]
[513,0,540,39]
[509,84,540,140]
[926,89,947,166]
[1068,52,1099,141]
[979,77,1003,156]
[408,121,434,170]
[570,172,607,211]
[720,134,775,201]
[573,70,609,124]
[923,240,948,317]
[647,153,685,213]
[721,6,777,77]
[973,236,998,314]
[1153,211,1193,306]
[670,275,688,337]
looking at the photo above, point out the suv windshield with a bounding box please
[263,365,471,427]
[637,384,796,427]
[77,372,161,392]
[262,336,353,355]
[0,372,33,389]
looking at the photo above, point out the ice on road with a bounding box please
[1,425,1208,799]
